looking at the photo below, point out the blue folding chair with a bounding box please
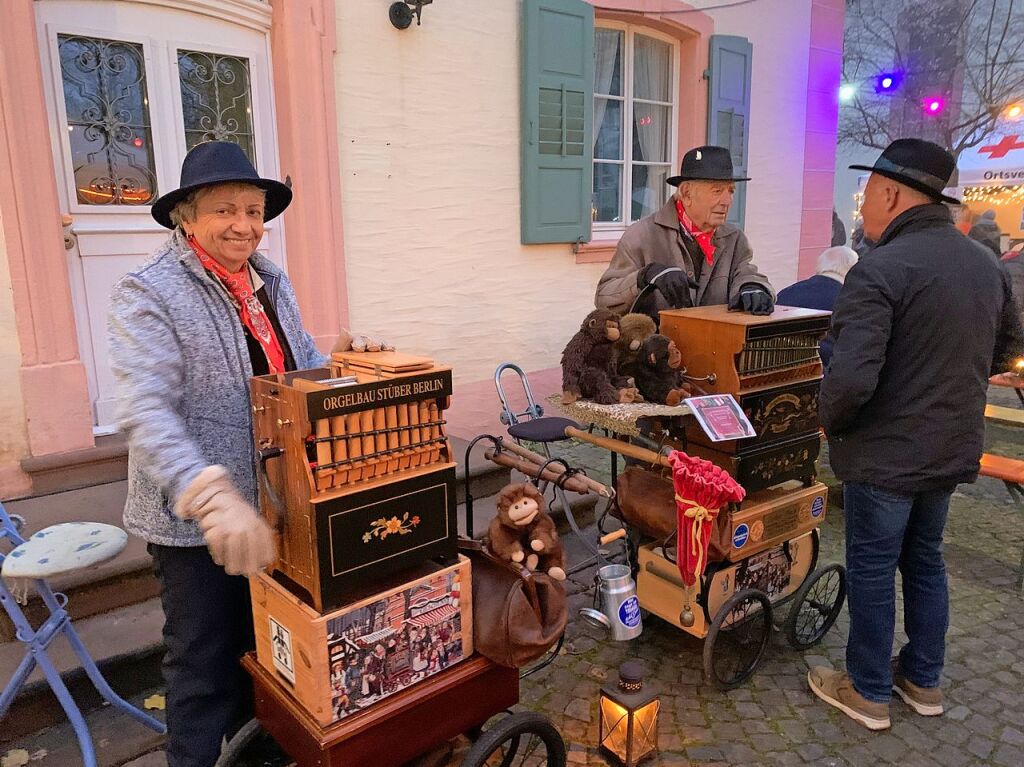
[0,500,165,765]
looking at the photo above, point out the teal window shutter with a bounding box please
[521,0,594,244]
[707,34,752,229]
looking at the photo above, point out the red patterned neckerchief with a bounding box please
[187,235,286,374]
[675,199,715,266]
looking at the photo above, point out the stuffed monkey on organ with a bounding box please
[561,309,639,405]
[612,313,657,385]
[635,334,700,406]
[487,483,566,581]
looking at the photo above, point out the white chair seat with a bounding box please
[2,522,127,579]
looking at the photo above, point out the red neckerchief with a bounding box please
[675,199,715,266]
[188,235,286,374]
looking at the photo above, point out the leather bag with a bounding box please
[458,539,567,668]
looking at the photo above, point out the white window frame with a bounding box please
[593,21,680,238]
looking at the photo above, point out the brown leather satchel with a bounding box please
[613,466,677,540]
[458,539,567,668]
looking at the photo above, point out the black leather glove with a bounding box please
[636,263,698,308]
[729,284,774,315]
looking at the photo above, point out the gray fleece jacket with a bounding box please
[107,230,328,546]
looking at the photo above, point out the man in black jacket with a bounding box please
[807,139,1024,731]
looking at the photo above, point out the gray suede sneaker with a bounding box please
[808,667,891,730]
[891,658,943,716]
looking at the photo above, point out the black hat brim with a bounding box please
[849,164,960,205]
[150,173,293,229]
[666,173,751,186]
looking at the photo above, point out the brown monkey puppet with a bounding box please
[635,334,701,406]
[487,483,566,581]
[561,309,639,405]
[612,313,657,385]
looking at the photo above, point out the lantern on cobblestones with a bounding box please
[598,660,660,765]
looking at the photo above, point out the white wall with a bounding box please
[691,0,814,290]
[334,0,605,388]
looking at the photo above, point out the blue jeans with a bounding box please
[843,482,951,703]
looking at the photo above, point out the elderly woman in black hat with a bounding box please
[595,144,774,319]
[108,141,328,766]
[809,138,1023,731]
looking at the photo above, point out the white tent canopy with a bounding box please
[956,132,1024,187]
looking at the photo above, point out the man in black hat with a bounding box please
[594,145,774,319]
[808,138,1024,730]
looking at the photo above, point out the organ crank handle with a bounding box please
[599,529,627,546]
[258,446,286,532]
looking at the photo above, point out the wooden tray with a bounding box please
[332,351,435,374]
[245,652,518,767]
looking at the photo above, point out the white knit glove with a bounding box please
[175,466,276,576]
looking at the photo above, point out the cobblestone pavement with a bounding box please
[6,389,1023,766]
[507,390,1024,766]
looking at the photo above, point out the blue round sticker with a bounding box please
[618,596,641,628]
[733,523,749,549]
[811,496,825,518]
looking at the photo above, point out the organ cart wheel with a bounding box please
[783,563,846,650]
[460,711,567,767]
[702,588,773,690]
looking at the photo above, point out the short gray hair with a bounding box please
[168,183,267,229]
[816,246,859,282]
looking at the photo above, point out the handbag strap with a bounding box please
[457,537,543,620]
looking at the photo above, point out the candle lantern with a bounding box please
[598,660,660,766]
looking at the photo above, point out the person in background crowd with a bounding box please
[969,209,1003,256]
[850,224,875,257]
[832,209,848,247]
[808,139,1024,731]
[1000,244,1024,324]
[953,204,974,235]
[775,246,859,365]
[595,145,774,320]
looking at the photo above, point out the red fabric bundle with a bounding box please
[668,451,746,586]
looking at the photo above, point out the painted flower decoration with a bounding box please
[363,512,421,543]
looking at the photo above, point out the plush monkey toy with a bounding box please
[487,483,566,581]
[612,313,658,384]
[561,309,639,405]
[635,334,696,406]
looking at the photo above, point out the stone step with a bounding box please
[0,597,166,744]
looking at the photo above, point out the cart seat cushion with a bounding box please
[2,522,128,579]
[979,453,1024,485]
[508,417,581,443]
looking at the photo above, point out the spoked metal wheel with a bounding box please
[702,588,773,690]
[783,563,846,650]
[461,711,566,767]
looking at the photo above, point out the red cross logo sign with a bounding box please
[979,135,1024,159]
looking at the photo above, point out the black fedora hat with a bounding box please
[665,145,750,186]
[151,141,292,229]
[850,138,959,204]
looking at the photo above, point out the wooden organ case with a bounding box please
[658,305,831,492]
[252,364,458,612]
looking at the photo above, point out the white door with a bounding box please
[36,0,284,433]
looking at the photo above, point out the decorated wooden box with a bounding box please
[252,366,458,611]
[250,556,473,728]
[711,482,828,562]
[637,530,818,638]
[684,378,821,455]
[688,431,822,493]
